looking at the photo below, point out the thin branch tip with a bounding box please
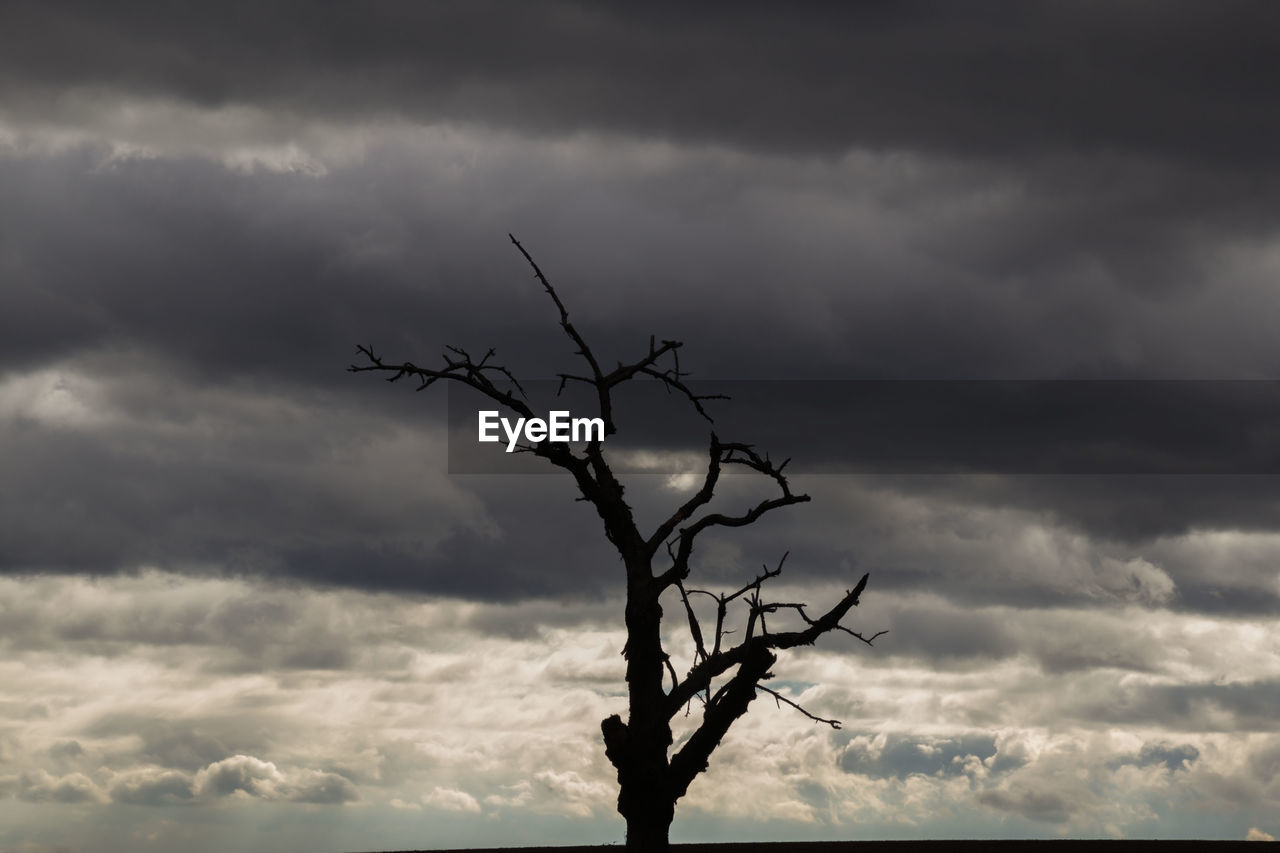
[757,685,842,729]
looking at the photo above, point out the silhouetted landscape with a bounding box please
[377,842,1266,853]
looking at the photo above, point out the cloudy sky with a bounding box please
[4,2,1280,850]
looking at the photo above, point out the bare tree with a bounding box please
[349,236,882,851]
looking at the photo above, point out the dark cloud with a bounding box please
[865,599,1172,674]
[460,597,620,641]
[863,602,1018,665]
[5,2,1280,165]
[777,475,1280,615]
[455,380,1280,476]
[0,154,487,382]
[4,25,1280,845]
[7,137,1280,608]
[88,715,272,771]
[896,475,1280,551]
[1068,679,1280,731]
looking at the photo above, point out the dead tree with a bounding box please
[349,236,882,851]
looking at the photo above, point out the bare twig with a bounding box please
[510,234,725,438]
[655,440,811,589]
[756,685,842,729]
[666,572,873,717]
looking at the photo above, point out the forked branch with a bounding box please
[348,343,534,419]
[666,570,874,717]
[510,234,724,437]
[655,439,811,586]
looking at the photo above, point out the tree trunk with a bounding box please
[613,556,676,851]
[625,800,674,851]
[603,710,675,851]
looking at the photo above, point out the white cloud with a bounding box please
[422,786,481,814]
[1,571,1278,848]
[194,755,284,798]
[188,756,356,805]
[532,770,613,818]
[388,797,421,811]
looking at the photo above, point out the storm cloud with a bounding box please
[3,2,1280,849]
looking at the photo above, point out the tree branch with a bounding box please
[646,433,723,557]
[509,233,606,386]
[349,343,535,419]
[656,444,810,590]
[510,234,725,439]
[666,572,872,717]
[352,238,665,554]
[668,642,776,801]
[674,579,709,668]
[756,684,842,729]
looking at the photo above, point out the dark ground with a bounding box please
[372,842,1267,852]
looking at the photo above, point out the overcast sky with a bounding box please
[3,3,1280,850]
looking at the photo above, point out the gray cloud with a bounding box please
[4,2,1280,166]
[47,740,84,762]
[5,4,1280,847]
[108,769,197,806]
[978,786,1077,824]
[13,769,105,804]
[88,715,271,772]
[5,90,1280,605]
[6,136,1280,606]
[839,733,998,779]
[283,771,360,805]
[1110,742,1201,774]
[1068,680,1280,732]
[190,755,358,804]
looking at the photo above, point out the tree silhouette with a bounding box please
[349,236,883,851]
